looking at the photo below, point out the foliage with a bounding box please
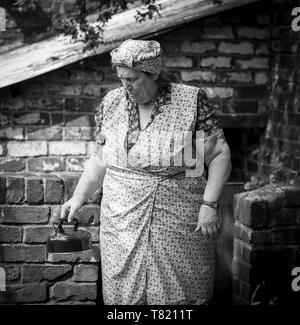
[7,0,161,48]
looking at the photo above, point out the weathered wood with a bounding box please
[0,0,260,89]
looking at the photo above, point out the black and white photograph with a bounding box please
[0,0,299,315]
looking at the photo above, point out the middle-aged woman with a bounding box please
[60,39,232,305]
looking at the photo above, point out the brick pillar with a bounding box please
[232,184,300,305]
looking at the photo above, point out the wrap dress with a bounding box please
[94,82,222,305]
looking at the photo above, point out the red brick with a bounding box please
[181,71,216,83]
[59,174,80,201]
[23,226,53,243]
[1,206,50,224]
[48,141,86,156]
[234,222,272,246]
[235,86,268,100]
[66,157,86,172]
[7,141,48,157]
[21,83,44,97]
[64,98,98,112]
[236,58,269,69]
[0,158,25,172]
[50,282,97,301]
[63,127,93,140]
[72,265,98,282]
[26,177,44,204]
[181,41,216,53]
[0,98,25,111]
[0,264,20,281]
[0,176,5,203]
[44,177,64,204]
[24,97,64,111]
[199,56,231,68]
[0,127,24,140]
[61,85,82,96]
[13,112,50,125]
[6,176,24,204]
[202,87,234,99]
[164,56,193,68]
[23,264,72,282]
[82,84,102,97]
[202,27,234,39]
[218,42,254,54]
[51,113,64,126]
[0,283,47,303]
[65,114,93,127]
[237,27,270,40]
[27,157,65,172]
[234,185,284,228]
[0,244,46,262]
[0,112,10,126]
[26,126,63,140]
[232,258,251,282]
[272,40,297,53]
[219,72,253,84]
[0,225,22,243]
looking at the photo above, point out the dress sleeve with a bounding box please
[194,89,223,138]
[95,101,106,145]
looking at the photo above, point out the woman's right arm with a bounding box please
[60,146,107,222]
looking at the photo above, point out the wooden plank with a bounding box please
[0,0,261,89]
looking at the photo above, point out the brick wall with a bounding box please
[1,0,285,180]
[0,172,102,304]
[255,1,300,185]
[233,185,300,304]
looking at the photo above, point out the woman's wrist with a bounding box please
[72,194,86,204]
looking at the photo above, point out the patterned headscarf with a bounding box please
[110,39,163,77]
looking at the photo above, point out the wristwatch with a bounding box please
[201,200,219,209]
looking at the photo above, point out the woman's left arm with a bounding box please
[194,130,232,236]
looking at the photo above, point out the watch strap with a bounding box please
[201,200,219,209]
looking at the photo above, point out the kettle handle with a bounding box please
[56,217,79,234]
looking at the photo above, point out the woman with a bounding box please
[60,39,232,305]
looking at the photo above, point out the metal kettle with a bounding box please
[47,218,92,253]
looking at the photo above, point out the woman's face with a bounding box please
[116,66,157,104]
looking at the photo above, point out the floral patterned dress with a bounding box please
[94,81,222,305]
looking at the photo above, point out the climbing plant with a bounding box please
[4,0,161,48]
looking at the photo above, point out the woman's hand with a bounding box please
[60,195,85,223]
[194,204,222,237]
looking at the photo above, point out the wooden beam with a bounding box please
[0,0,261,88]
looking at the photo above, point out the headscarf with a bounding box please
[110,39,163,77]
